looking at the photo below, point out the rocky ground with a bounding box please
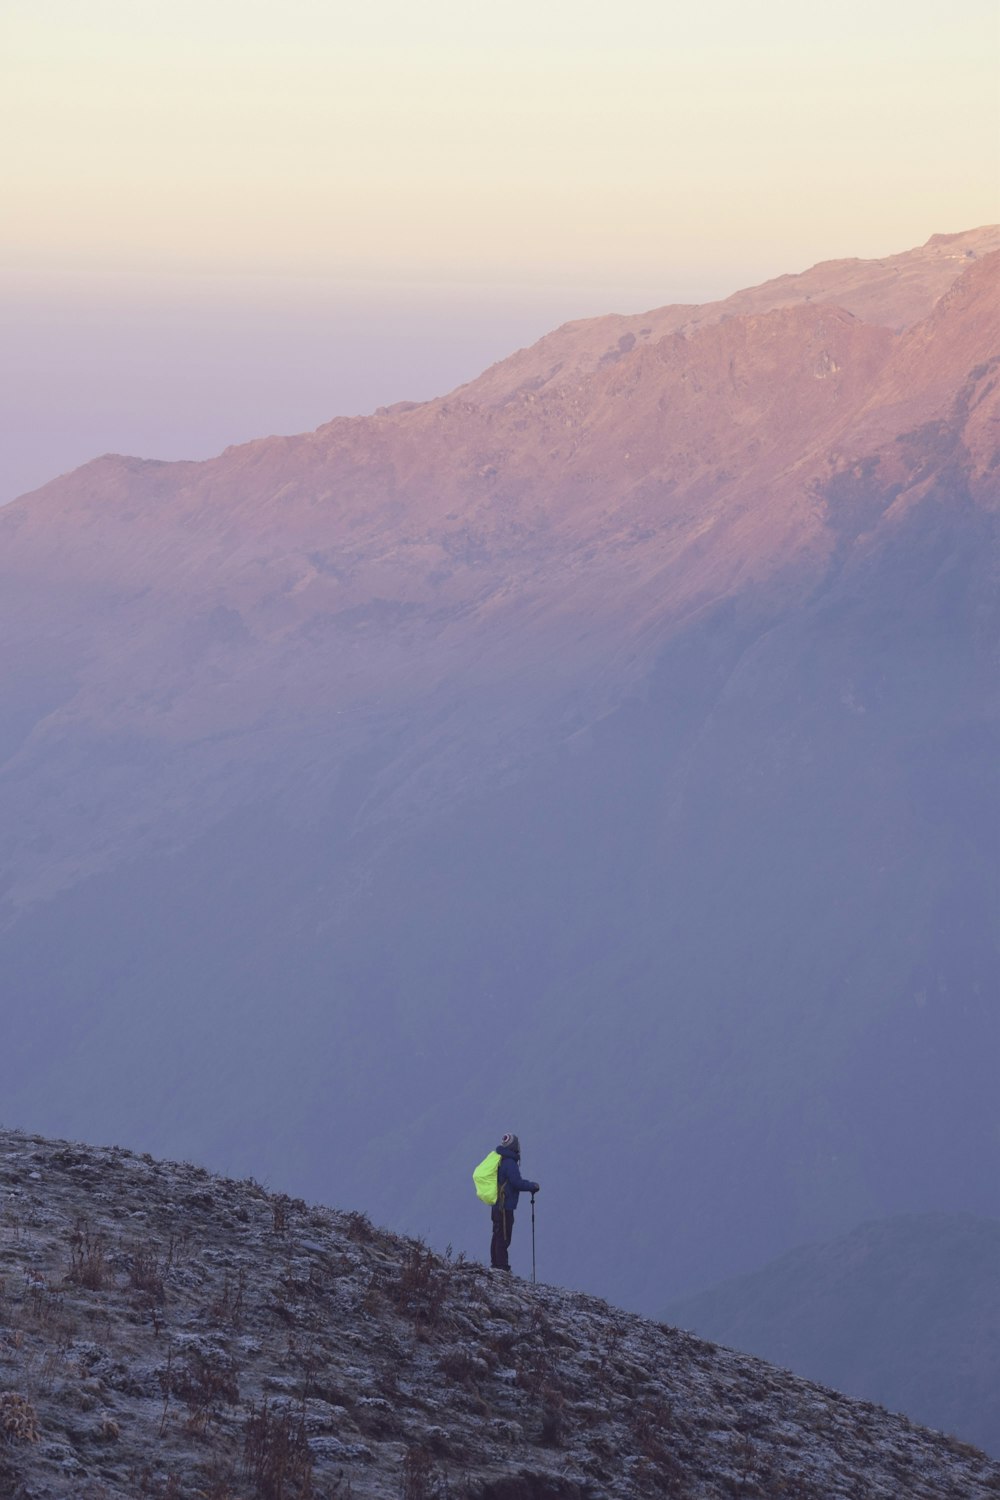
[0,1128,997,1499]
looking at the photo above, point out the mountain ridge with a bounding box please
[1,241,996,908]
[452,225,1000,408]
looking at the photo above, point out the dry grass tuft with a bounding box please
[65,1218,109,1290]
[242,1397,315,1499]
[0,1390,40,1444]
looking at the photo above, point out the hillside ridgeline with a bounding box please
[1,1130,998,1499]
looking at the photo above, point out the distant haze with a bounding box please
[664,1214,1000,1458]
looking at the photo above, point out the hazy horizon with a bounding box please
[0,260,729,505]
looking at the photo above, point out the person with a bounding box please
[490,1132,539,1273]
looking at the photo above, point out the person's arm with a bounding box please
[508,1160,539,1194]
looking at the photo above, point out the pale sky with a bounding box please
[2,0,998,500]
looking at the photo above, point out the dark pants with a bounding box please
[490,1204,514,1269]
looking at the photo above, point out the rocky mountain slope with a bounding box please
[1,1129,997,1500]
[665,1214,1000,1460]
[0,230,997,1319]
[2,232,996,907]
[459,225,1000,406]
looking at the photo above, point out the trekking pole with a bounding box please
[531,1192,537,1284]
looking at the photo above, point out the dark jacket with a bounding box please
[495,1145,538,1215]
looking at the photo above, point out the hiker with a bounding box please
[490,1133,539,1273]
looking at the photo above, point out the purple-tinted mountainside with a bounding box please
[0,229,998,1322]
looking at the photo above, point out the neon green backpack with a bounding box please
[472,1150,501,1205]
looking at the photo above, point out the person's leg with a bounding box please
[490,1206,508,1268]
[490,1206,515,1269]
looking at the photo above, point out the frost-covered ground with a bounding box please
[0,1129,996,1499]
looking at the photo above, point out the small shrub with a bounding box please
[165,1228,193,1267]
[197,1455,242,1499]
[270,1194,307,1235]
[393,1243,447,1325]
[401,1445,448,1500]
[0,1391,39,1444]
[66,1219,109,1290]
[174,1348,241,1432]
[25,1275,67,1328]
[941,1432,985,1461]
[344,1211,374,1243]
[437,1348,479,1385]
[126,1467,185,1499]
[243,1398,315,1499]
[626,1397,689,1493]
[129,1239,166,1302]
[361,1269,385,1315]
[208,1267,247,1328]
[539,1386,567,1448]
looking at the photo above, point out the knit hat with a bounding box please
[499,1133,520,1155]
